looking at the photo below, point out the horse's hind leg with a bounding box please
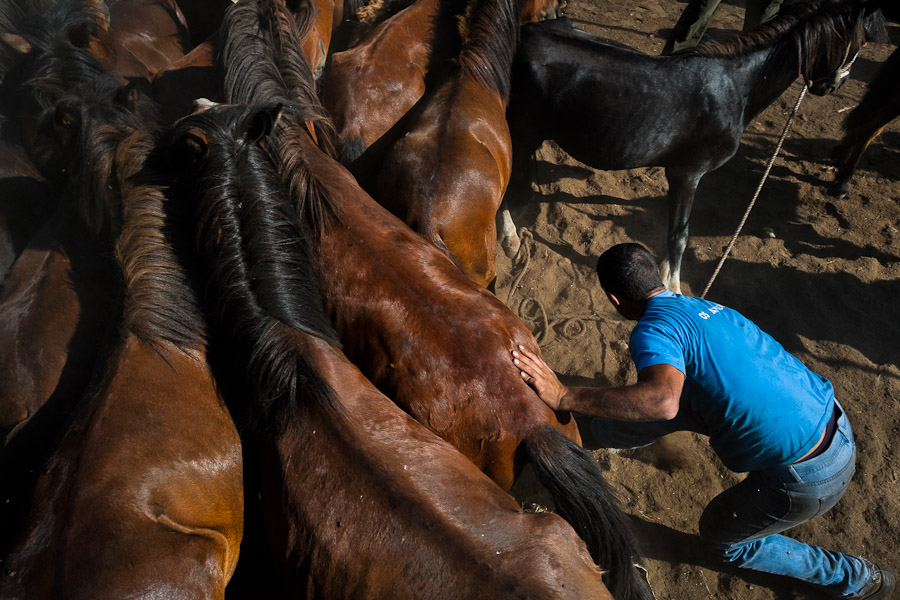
[661,169,702,295]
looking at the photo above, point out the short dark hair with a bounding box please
[596,243,663,302]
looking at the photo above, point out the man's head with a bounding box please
[596,243,665,319]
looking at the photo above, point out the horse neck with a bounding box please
[457,0,519,102]
[727,42,805,127]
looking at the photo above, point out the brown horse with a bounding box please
[0,125,244,599]
[374,0,521,289]
[105,0,192,81]
[830,42,900,197]
[317,0,557,190]
[0,136,59,279]
[166,101,613,600]
[220,2,651,597]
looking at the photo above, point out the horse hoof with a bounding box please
[501,235,521,258]
[828,180,850,198]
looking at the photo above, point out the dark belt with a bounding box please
[794,404,839,464]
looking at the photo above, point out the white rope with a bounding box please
[700,83,808,299]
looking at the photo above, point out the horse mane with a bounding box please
[222,0,336,153]
[222,0,341,235]
[688,0,871,82]
[419,0,466,90]
[0,0,112,99]
[115,128,207,353]
[169,105,339,425]
[356,0,419,24]
[457,0,520,102]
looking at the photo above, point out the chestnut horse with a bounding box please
[0,124,244,599]
[220,2,651,597]
[830,42,900,197]
[374,0,522,289]
[317,0,558,191]
[166,101,612,600]
[503,0,885,293]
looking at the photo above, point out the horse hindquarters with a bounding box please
[525,425,654,600]
[0,342,243,599]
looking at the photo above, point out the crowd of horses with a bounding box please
[0,0,895,598]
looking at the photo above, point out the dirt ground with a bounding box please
[499,1,900,598]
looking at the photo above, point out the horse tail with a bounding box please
[524,425,653,600]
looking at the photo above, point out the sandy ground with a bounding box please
[499,1,900,598]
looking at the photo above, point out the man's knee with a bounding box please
[698,530,756,567]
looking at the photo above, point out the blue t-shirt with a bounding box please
[630,290,835,472]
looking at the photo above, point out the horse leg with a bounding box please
[829,109,896,197]
[661,169,702,295]
[498,200,520,258]
[499,136,541,258]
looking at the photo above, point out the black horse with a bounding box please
[503,0,886,293]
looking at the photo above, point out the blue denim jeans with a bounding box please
[591,401,873,597]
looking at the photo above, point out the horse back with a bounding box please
[302,137,578,487]
[318,0,442,167]
[260,334,607,599]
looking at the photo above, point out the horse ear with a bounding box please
[175,129,209,167]
[67,22,101,49]
[0,33,32,55]
[54,105,81,136]
[83,0,112,30]
[245,104,283,144]
[115,80,150,111]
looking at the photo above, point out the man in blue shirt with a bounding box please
[512,242,894,599]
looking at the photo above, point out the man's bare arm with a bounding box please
[512,345,684,421]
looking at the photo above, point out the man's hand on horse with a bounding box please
[512,345,568,411]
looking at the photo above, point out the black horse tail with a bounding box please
[524,425,654,600]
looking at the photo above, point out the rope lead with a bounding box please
[700,83,808,299]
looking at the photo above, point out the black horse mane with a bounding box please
[689,0,876,81]
[457,0,520,102]
[420,0,467,91]
[168,104,339,424]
